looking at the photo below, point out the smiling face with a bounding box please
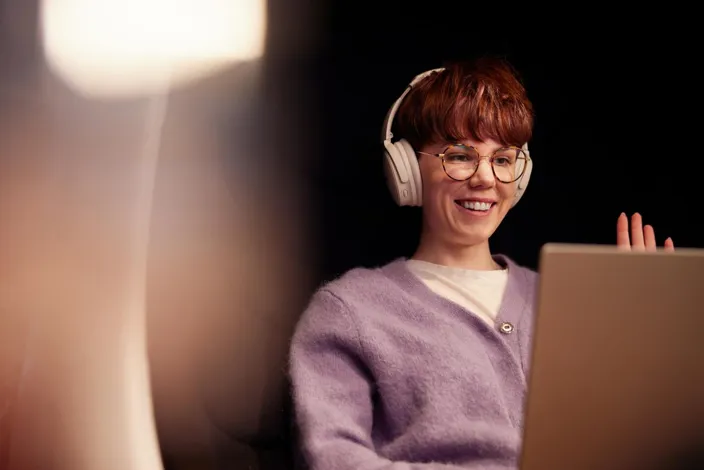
[418,138,518,248]
[393,58,534,262]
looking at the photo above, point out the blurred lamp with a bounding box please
[40,0,267,98]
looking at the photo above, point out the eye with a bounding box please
[445,153,473,163]
[493,156,512,166]
[492,148,519,166]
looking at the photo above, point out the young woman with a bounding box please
[289,57,673,469]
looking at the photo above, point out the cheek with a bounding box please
[420,162,447,185]
[421,167,452,198]
[425,180,460,207]
[497,182,516,202]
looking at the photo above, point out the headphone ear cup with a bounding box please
[511,144,532,207]
[383,139,423,207]
[381,68,446,207]
[397,139,422,206]
[383,140,415,206]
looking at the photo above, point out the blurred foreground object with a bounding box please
[0,0,320,469]
[41,0,266,98]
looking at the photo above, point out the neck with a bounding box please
[412,230,499,271]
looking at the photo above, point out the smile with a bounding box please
[454,199,496,216]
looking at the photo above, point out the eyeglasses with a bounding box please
[418,144,529,183]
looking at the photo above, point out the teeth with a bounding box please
[462,201,492,211]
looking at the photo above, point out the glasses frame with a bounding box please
[418,144,530,183]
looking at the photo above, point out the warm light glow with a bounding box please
[41,0,267,98]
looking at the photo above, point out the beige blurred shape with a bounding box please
[0,1,314,469]
[41,0,267,99]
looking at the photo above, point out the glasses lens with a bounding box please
[442,145,479,181]
[492,147,527,183]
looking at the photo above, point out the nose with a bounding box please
[468,157,495,188]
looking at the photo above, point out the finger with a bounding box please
[616,212,631,250]
[630,213,645,251]
[664,237,675,252]
[643,225,657,252]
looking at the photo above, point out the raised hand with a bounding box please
[616,212,674,252]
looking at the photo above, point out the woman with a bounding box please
[289,57,673,469]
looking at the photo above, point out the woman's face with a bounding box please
[417,137,520,247]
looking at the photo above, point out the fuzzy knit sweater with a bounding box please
[289,255,539,469]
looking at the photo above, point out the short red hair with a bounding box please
[393,57,534,150]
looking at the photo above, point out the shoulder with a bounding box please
[293,259,409,333]
[314,258,410,305]
[290,261,408,365]
[328,262,394,289]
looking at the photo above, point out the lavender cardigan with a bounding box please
[289,256,539,469]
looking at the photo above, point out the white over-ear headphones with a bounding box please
[381,67,533,208]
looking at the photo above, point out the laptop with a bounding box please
[520,243,704,470]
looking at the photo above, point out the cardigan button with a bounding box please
[499,322,514,334]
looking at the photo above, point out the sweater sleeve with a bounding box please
[289,289,474,470]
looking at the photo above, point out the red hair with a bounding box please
[393,57,534,150]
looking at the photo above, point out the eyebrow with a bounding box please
[442,143,508,152]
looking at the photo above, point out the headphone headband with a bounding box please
[381,68,445,143]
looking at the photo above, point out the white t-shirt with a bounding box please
[406,259,509,326]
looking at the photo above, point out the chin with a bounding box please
[456,230,494,246]
[452,220,502,246]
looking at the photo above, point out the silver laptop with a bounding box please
[520,243,704,470]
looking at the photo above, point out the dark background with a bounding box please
[289,7,704,282]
